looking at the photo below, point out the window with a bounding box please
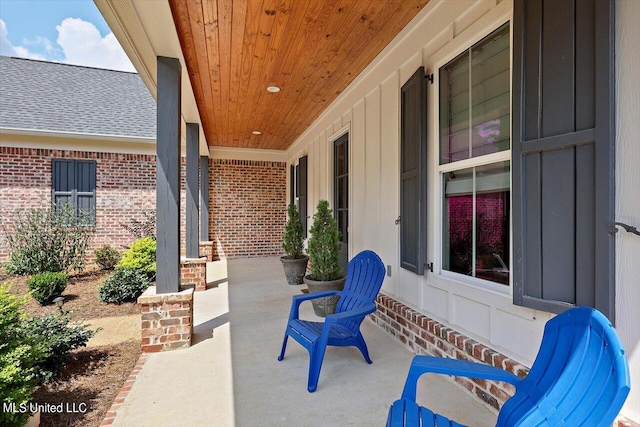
[296,155,308,237]
[52,159,96,224]
[439,23,510,286]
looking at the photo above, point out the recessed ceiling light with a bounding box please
[267,86,281,93]
[252,130,261,135]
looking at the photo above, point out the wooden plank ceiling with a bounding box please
[168,0,429,150]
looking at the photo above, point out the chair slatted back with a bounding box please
[335,250,385,333]
[497,307,630,426]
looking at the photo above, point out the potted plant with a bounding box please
[304,200,346,316]
[280,204,309,285]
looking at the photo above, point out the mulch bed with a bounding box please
[1,267,142,427]
[1,267,139,320]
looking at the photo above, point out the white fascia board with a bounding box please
[0,127,155,144]
[95,0,209,157]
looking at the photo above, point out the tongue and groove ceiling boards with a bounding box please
[168,0,429,150]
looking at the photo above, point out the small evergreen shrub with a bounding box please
[3,205,94,275]
[0,283,43,427]
[27,272,68,306]
[99,268,151,304]
[94,245,121,270]
[25,312,95,383]
[307,200,343,281]
[118,237,156,276]
[282,204,305,259]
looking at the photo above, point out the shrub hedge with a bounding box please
[0,283,43,427]
[118,237,156,276]
[99,268,151,304]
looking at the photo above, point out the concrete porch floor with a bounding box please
[111,257,497,427]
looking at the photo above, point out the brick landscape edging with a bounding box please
[370,293,529,411]
[99,352,148,426]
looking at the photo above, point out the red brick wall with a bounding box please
[0,148,286,263]
[0,147,156,262]
[371,294,529,412]
[209,159,286,258]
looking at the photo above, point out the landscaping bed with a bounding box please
[1,268,142,427]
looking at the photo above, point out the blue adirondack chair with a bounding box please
[387,306,631,426]
[278,250,385,392]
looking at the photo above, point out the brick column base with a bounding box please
[180,257,207,291]
[199,241,217,261]
[138,287,193,352]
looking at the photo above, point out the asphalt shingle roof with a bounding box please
[0,56,156,139]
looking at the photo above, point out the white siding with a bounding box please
[287,0,639,420]
[615,0,640,421]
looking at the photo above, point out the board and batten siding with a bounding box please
[615,0,640,422]
[287,0,639,421]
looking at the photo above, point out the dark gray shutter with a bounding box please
[512,0,615,319]
[400,67,427,275]
[75,160,96,223]
[52,159,75,209]
[298,155,308,238]
[52,159,96,224]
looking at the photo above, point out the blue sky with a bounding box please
[0,0,134,71]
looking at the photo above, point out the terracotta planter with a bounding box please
[280,255,309,285]
[303,275,346,317]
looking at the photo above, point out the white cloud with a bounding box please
[0,18,135,72]
[56,17,135,72]
[23,35,57,54]
[0,19,46,60]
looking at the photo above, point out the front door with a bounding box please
[334,133,349,274]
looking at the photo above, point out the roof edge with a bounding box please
[0,127,156,144]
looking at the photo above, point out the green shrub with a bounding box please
[99,268,151,304]
[26,272,68,306]
[24,312,95,383]
[282,204,305,259]
[118,237,156,276]
[94,245,121,270]
[0,283,43,427]
[307,200,343,281]
[2,205,94,275]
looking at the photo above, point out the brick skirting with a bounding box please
[615,416,640,427]
[371,294,529,411]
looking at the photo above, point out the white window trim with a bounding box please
[427,11,513,295]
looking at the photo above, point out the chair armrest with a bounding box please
[288,291,342,320]
[325,303,376,323]
[401,355,522,401]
